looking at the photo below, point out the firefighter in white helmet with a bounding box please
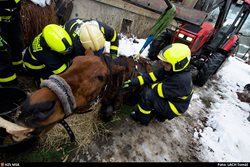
[64,18,119,58]
[79,22,106,52]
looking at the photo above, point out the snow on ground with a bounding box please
[75,36,250,162]
[106,34,148,58]
[30,0,51,7]
[195,57,250,162]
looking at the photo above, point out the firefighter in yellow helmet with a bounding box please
[123,43,193,125]
[64,18,119,58]
[23,24,73,87]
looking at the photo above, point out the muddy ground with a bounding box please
[5,67,226,162]
[72,83,214,162]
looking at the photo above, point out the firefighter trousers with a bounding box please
[0,13,24,72]
[0,36,17,86]
[134,87,177,125]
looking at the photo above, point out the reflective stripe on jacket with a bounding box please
[132,67,193,114]
[0,0,21,20]
[23,34,69,78]
[0,35,17,83]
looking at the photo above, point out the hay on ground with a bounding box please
[39,104,103,151]
[18,76,106,153]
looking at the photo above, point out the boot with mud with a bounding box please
[130,111,151,126]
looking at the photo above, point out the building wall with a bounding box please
[69,0,161,38]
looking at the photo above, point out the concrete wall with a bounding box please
[70,0,161,38]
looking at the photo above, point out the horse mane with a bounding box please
[95,52,113,70]
[100,53,153,112]
[113,55,132,67]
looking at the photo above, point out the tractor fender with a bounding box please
[222,35,239,52]
[245,0,250,5]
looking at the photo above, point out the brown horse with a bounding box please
[16,52,155,135]
[99,55,156,121]
[16,50,112,135]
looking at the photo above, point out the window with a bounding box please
[205,7,220,25]
[121,19,133,36]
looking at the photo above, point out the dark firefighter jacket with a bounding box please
[0,0,23,69]
[0,0,21,22]
[64,18,119,58]
[131,66,193,115]
[23,33,71,80]
[0,35,17,85]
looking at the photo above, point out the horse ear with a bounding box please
[85,49,94,56]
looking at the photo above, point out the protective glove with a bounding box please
[122,80,132,88]
[110,54,117,59]
[134,53,141,61]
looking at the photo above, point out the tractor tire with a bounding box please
[194,52,227,87]
[54,0,73,25]
[194,0,215,12]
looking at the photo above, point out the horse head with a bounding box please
[17,50,110,134]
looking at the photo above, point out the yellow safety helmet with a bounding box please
[42,24,73,54]
[157,43,191,72]
[79,23,105,51]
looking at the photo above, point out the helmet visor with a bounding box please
[174,55,191,71]
[60,38,73,54]
[157,50,167,62]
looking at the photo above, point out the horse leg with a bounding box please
[100,102,114,122]
[100,94,124,122]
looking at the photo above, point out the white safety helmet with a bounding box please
[79,23,105,51]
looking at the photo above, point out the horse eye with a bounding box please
[97,75,105,82]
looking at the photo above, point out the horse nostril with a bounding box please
[34,101,56,121]
[20,100,56,122]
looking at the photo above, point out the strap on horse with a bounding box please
[129,58,146,79]
[119,57,145,94]
[41,74,98,142]
[40,57,112,142]
[59,119,75,142]
[41,75,77,142]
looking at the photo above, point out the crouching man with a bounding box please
[123,43,193,125]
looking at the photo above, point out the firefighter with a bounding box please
[0,0,24,73]
[0,35,17,87]
[23,24,73,87]
[123,43,193,125]
[64,18,119,58]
